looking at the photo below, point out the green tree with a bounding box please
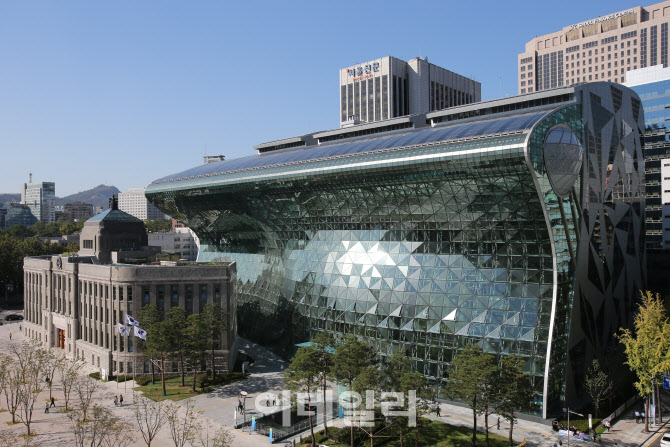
[448,344,500,447]
[65,241,80,253]
[618,291,670,432]
[146,320,174,397]
[584,359,613,419]
[57,357,83,411]
[333,335,375,447]
[144,219,171,233]
[166,307,189,387]
[311,332,336,437]
[59,222,77,236]
[351,364,385,447]
[382,349,436,447]
[137,304,163,385]
[202,303,228,379]
[494,356,537,446]
[284,346,321,447]
[185,313,208,392]
[0,353,20,424]
[9,341,44,436]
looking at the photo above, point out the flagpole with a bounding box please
[116,324,119,389]
[124,333,127,393]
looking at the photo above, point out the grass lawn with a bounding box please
[300,419,514,447]
[135,372,246,402]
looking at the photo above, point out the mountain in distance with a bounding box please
[56,185,120,209]
[0,193,20,204]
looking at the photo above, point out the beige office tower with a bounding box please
[518,0,670,94]
[339,56,481,127]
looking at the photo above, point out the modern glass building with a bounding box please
[146,82,645,418]
[626,65,670,250]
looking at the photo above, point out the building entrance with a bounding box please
[57,329,65,349]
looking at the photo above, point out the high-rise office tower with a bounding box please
[20,179,55,223]
[339,56,481,128]
[518,1,670,94]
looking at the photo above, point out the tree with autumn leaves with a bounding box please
[618,291,670,432]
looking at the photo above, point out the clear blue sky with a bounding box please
[0,0,640,196]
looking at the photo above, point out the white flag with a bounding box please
[117,324,130,336]
[125,314,139,327]
[134,326,147,340]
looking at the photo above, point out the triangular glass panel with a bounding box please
[442,309,457,321]
[400,319,414,331]
[472,310,487,323]
[455,323,470,336]
[503,312,520,326]
[415,307,429,319]
[389,305,402,317]
[377,317,390,328]
[427,322,441,333]
[486,325,502,339]
[520,328,535,341]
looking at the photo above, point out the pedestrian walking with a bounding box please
[9,333,12,340]
[19,325,21,331]
[50,397,55,408]
[606,420,611,432]
[119,395,123,406]
[272,396,276,406]
[436,405,441,417]
[45,402,49,414]
[497,417,500,430]
[114,396,118,407]
[635,411,640,423]
[266,398,270,407]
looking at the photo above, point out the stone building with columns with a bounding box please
[22,205,236,376]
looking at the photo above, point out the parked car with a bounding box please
[5,314,23,321]
[661,434,670,447]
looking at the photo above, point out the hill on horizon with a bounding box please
[56,184,120,208]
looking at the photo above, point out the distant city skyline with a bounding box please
[0,0,641,196]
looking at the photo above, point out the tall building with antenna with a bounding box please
[20,173,55,223]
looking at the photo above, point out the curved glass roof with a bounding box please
[153,110,549,184]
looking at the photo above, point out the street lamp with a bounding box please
[563,407,583,447]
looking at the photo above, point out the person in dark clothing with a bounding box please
[50,397,55,408]
[436,406,441,417]
[45,403,49,414]
[119,395,123,406]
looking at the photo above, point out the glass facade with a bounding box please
[630,78,670,249]
[146,84,645,418]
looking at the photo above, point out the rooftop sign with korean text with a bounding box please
[568,9,635,31]
[346,62,380,82]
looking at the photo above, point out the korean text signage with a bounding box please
[569,9,635,30]
[346,62,380,82]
